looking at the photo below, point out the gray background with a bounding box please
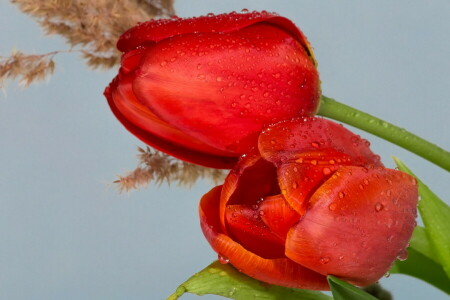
[1,0,449,299]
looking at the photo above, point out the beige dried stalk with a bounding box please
[115,147,227,192]
[0,51,56,88]
[2,0,174,86]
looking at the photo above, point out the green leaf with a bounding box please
[393,157,450,279]
[327,276,377,300]
[408,226,438,263]
[167,261,332,300]
[390,248,450,294]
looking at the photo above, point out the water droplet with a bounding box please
[197,74,205,80]
[397,248,408,261]
[272,73,281,78]
[292,182,298,189]
[386,190,392,196]
[310,159,317,165]
[216,76,222,82]
[311,142,320,148]
[338,255,344,260]
[363,179,369,185]
[320,257,331,264]
[323,167,331,175]
[375,202,384,212]
[293,167,298,172]
[329,159,336,165]
[259,210,265,216]
[241,8,249,13]
[218,254,229,264]
[384,272,391,278]
[231,102,237,108]
[160,60,167,67]
[328,203,337,211]
[338,192,345,199]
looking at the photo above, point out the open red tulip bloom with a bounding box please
[104,11,320,168]
[200,117,418,290]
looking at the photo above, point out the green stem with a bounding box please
[317,95,450,172]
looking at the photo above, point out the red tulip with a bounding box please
[199,117,418,290]
[104,11,320,168]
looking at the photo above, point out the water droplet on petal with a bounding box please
[323,167,331,175]
[311,142,320,148]
[320,257,331,264]
[397,248,408,261]
[328,203,337,211]
[292,182,298,189]
[375,202,384,212]
[338,192,345,199]
[218,254,229,264]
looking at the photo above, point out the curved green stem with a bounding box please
[317,95,450,172]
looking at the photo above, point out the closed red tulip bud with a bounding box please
[199,117,418,290]
[105,11,320,168]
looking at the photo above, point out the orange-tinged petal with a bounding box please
[258,194,300,240]
[199,185,329,290]
[285,166,418,286]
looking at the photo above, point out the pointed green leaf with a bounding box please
[390,248,450,294]
[327,276,377,300]
[393,157,450,279]
[408,226,438,263]
[168,261,332,300]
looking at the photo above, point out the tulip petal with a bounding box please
[225,204,286,258]
[219,154,279,232]
[118,12,315,65]
[258,118,383,168]
[200,185,329,290]
[132,24,319,154]
[285,166,418,286]
[105,75,237,168]
[258,194,300,240]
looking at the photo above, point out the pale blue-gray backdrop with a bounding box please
[1,0,449,299]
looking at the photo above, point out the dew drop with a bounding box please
[241,8,249,13]
[338,192,345,199]
[160,60,167,67]
[216,76,222,82]
[197,74,205,80]
[311,142,320,148]
[218,254,229,264]
[375,202,384,212]
[397,248,408,261]
[310,159,318,165]
[231,102,237,108]
[320,257,331,264]
[384,272,391,278]
[363,179,369,185]
[292,182,298,189]
[323,167,331,175]
[328,203,337,211]
[338,255,345,260]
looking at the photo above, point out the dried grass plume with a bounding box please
[115,147,226,192]
[1,0,174,86]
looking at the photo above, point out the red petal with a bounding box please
[104,73,237,169]
[277,163,337,215]
[199,185,329,290]
[285,166,418,286]
[258,117,383,167]
[219,153,279,232]
[132,24,318,154]
[118,12,316,65]
[258,194,300,240]
[225,204,285,259]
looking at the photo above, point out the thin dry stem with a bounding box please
[115,147,226,192]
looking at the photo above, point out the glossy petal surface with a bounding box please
[285,166,418,285]
[132,24,318,153]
